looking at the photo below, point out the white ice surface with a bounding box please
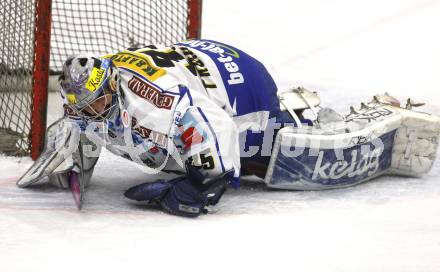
[1,1,440,271]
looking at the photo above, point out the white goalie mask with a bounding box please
[60,55,120,121]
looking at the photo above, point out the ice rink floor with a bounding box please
[1,1,440,271]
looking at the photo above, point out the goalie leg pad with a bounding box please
[264,101,440,190]
[389,108,440,176]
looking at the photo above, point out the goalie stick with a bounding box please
[68,143,84,210]
[69,171,82,209]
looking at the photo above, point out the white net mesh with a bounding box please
[0,0,196,156]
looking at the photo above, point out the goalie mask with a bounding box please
[60,56,120,121]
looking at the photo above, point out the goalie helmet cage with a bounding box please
[0,0,202,160]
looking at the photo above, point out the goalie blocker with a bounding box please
[265,92,440,190]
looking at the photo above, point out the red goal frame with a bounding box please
[30,0,203,160]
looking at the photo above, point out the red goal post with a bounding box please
[0,0,203,160]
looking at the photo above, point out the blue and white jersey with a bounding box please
[63,39,282,187]
[176,39,280,132]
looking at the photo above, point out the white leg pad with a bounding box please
[264,102,440,190]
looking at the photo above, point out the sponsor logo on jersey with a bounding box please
[178,46,217,89]
[105,52,165,81]
[128,76,175,110]
[131,117,167,147]
[179,40,244,85]
[85,67,106,92]
[179,126,205,151]
[180,40,240,58]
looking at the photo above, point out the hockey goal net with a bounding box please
[0,0,202,159]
